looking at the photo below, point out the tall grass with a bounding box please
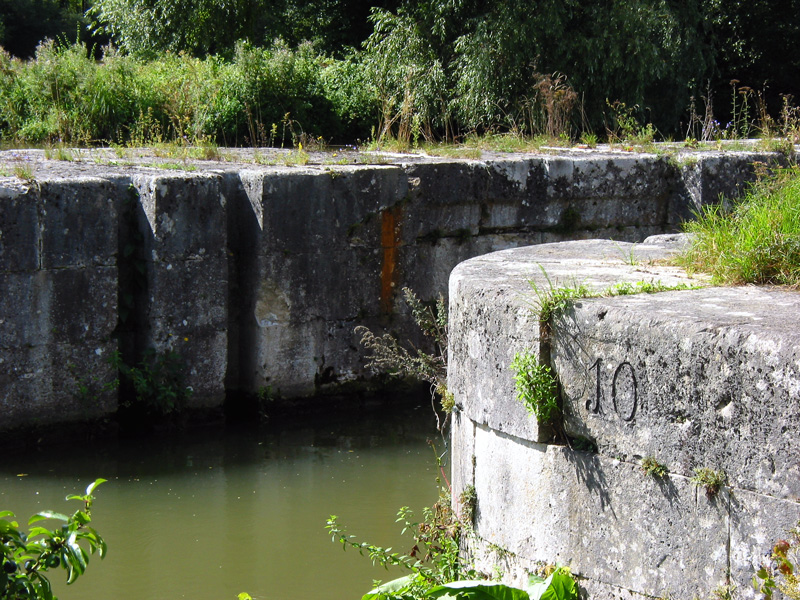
[678,167,800,286]
[0,39,375,146]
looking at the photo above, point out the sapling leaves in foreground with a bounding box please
[0,478,107,600]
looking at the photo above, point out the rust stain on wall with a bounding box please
[380,205,403,314]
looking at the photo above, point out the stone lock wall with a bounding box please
[0,177,123,426]
[0,149,788,430]
[447,237,800,600]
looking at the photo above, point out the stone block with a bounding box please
[447,239,695,444]
[450,237,800,600]
[542,155,675,201]
[180,330,227,408]
[133,173,226,261]
[447,248,549,443]
[671,151,789,224]
[0,341,117,427]
[38,179,118,269]
[252,317,325,398]
[254,248,382,324]
[0,267,116,348]
[552,285,800,500]
[255,166,408,253]
[471,423,730,599]
[142,255,228,406]
[145,257,228,336]
[0,189,38,272]
[485,158,546,201]
[730,490,800,600]
[51,267,118,343]
[0,271,50,347]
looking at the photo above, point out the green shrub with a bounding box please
[0,39,351,146]
[327,498,578,600]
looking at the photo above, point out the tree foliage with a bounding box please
[87,0,403,57]
[0,0,101,58]
[0,0,797,142]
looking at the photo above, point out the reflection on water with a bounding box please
[0,402,442,600]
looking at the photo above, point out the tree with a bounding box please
[377,0,714,135]
[0,0,96,58]
[88,0,402,57]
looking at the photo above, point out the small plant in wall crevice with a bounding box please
[510,350,559,425]
[641,456,668,479]
[691,467,727,498]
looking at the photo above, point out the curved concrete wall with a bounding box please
[0,149,787,429]
[448,237,800,599]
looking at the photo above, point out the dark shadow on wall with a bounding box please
[116,179,155,407]
[562,446,615,518]
[222,173,262,412]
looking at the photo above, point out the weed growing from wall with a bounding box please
[356,287,453,424]
[529,269,700,325]
[510,351,559,425]
[641,457,668,479]
[112,348,193,417]
[691,467,727,498]
[457,485,477,527]
[528,270,593,325]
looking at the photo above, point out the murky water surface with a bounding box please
[0,403,442,600]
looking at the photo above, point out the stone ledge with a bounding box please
[448,238,800,599]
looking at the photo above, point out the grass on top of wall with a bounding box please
[678,166,800,287]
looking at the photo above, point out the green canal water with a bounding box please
[0,402,442,600]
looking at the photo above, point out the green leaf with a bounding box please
[85,478,107,496]
[527,569,577,600]
[428,580,530,600]
[362,574,418,600]
[72,511,91,526]
[27,526,54,539]
[0,510,15,518]
[0,519,21,534]
[29,512,69,524]
[65,543,87,583]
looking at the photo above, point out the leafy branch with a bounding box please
[1,479,107,600]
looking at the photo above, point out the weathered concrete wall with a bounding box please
[448,237,800,599]
[129,173,229,407]
[0,177,122,426]
[0,148,789,429]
